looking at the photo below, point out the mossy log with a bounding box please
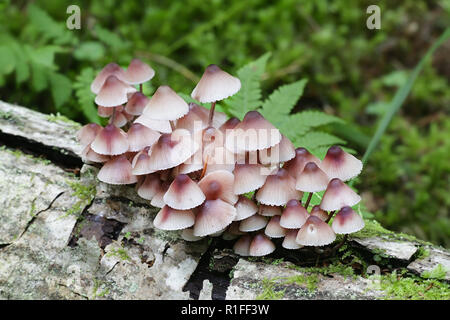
[0,100,448,300]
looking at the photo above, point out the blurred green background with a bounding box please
[0,0,449,246]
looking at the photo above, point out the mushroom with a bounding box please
[142,85,189,121]
[193,199,237,237]
[265,216,287,238]
[81,145,110,163]
[125,92,150,116]
[191,64,241,126]
[320,145,363,181]
[295,161,330,208]
[198,170,238,205]
[91,63,126,94]
[136,173,161,200]
[181,228,204,242]
[153,205,195,231]
[126,123,161,152]
[234,196,258,221]
[320,178,361,212]
[296,216,336,246]
[233,235,252,256]
[233,163,269,195]
[95,75,136,107]
[90,124,129,156]
[239,214,268,232]
[76,123,102,147]
[283,147,321,179]
[176,103,228,133]
[163,174,206,210]
[97,155,138,185]
[282,229,303,250]
[256,168,302,206]
[134,115,172,133]
[150,181,169,208]
[122,58,155,91]
[280,199,309,229]
[258,204,282,217]
[310,205,329,221]
[259,134,296,166]
[249,234,276,257]
[331,206,365,234]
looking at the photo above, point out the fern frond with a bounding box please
[293,131,345,153]
[73,68,101,123]
[224,53,271,119]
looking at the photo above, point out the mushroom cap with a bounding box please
[90,124,129,156]
[91,63,126,94]
[282,229,303,250]
[176,103,227,133]
[97,155,138,185]
[219,117,241,133]
[127,123,161,152]
[233,235,252,256]
[153,205,195,231]
[81,145,110,163]
[134,115,172,133]
[142,85,189,121]
[234,196,258,221]
[320,146,363,181]
[233,163,269,195]
[256,168,302,206]
[295,162,330,192]
[163,174,206,210]
[143,129,199,173]
[265,216,287,238]
[136,173,161,200]
[191,64,241,103]
[177,149,204,175]
[181,228,204,242]
[203,145,236,175]
[198,170,238,205]
[280,199,309,229]
[296,216,336,246]
[283,147,321,179]
[258,204,282,217]
[225,111,281,153]
[125,92,150,116]
[310,205,329,221]
[97,105,117,118]
[150,182,169,208]
[249,234,276,257]
[331,206,365,234]
[131,147,153,175]
[95,75,136,107]
[320,178,361,212]
[239,214,268,232]
[111,111,129,128]
[122,58,155,85]
[226,221,246,236]
[193,199,237,237]
[259,134,296,165]
[77,123,102,147]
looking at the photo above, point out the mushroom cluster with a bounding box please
[76,59,365,257]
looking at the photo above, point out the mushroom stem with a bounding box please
[169,121,176,131]
[305,192,313,209]
[199,155,209,179]
[207,101,216,127]
[325,210,335,223]
[139,84,143,93]
[110,107,117,124]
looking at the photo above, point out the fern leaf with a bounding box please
[73,68,101,123]
[49,72,72,109]
[224,53,271,119]
[260,79,308,127]
[293,131,345,152]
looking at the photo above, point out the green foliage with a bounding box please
[421,264,448,280]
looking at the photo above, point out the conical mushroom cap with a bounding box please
[127,123,161,152]
[176,103,227,133]
[258,205,282,217]
[331,206,365,234]
[122,58,155,85]
[144,129,199,173]
[295,162,330,192]
[234,196,258,221]
[81,145,110,163]
[249,234,276,257]
[198,170,238,205]
[256,168,302,206]
[226,221,246,236]
[320,146,363,181]
[283,147,321,179]
[125,92,150,116]
[203,145,236,175]
[153,205,195,231]
[296,216,336,246]
[95,75,136,107]
[98,105,116,118]
[193,199,237,237]
[91,63,126,94]
[282,229,303,250]
[150,182,169,208]
[239,214,268,232]
[163,174,206,210]
[320,178,361,212]
[136,173,161,200]
[233,235,252,256]
[191,64,241,103]
[134,115,172,133]
[181,228,204,242]
[280,199,309,229]
[131,147,153,175]
[219,117,241,134]
[233,163,268,195]
[77,123,102,147]
[225,111,281,153]
[265,216,287,238]
[310,205,329,221]
[90,124,129,156]
[143,85,189,120]
[259,134,295,165]
[111,111,129,128]
[97,155,138,185]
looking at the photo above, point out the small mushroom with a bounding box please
[265,216,287,238]
[331,206,365,234]
[198,170,238,205]
[163,174,206,210]
[122,58,155,86]
[296,216,336,247]
[280,199,309,229]
[283,147,321,179]
[256,168,302,206]
[90,124,129,156]
[282,229,303,250]
[233,163,268,195]
[234,196,258,221]
[193,199,237,237]
[233,235,252,256]
[95,75,136,107]
[136,173,161,200]
[320,178,361,212]
[125,92,150,116]
[97,155,138,185]
[142,85,189,121]
[249,234,276,257]
[127,123,161,152]
[153,205,195,231]
[239,214,268,232]
[320,146,363,181]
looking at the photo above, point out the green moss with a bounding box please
[286,261,356,278]
[255,278,285,300]
[421,264,448,280]
[415,247,430,260]
[376,271,450,300]
[64,179,96,217]
[153,229,180,242]
[284,274,319,291]
[106,247,131,261]
[0,110,22,125]
[47,112,81,129]
[0,145,51,165]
